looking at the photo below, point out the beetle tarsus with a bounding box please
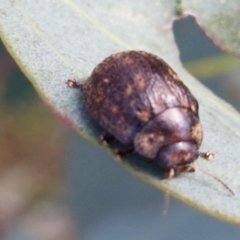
[100,134,116,146]
[199,152,214,160]
[67,79,83,89]
[115,147,134,159]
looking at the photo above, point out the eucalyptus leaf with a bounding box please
[0,0,240,224]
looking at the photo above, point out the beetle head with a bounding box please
[157,141,198,170]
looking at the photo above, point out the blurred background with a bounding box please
[0,16,240,240]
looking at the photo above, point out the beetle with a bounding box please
[67,51,233,195]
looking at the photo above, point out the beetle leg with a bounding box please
[186,164,196,172]
[115,146,134,158]
[198,152,214,160]
[66,79,83,90]
[100,134,116,146]
[174,164,194,176]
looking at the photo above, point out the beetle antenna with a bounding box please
[192,165,234,196]
[163,168,175,215]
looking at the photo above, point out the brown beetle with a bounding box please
[67,51,233,195]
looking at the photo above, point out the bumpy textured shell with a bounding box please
[82,51,201,149]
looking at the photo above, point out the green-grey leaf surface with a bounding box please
[181,0,240,55]
[0,0,240,224]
